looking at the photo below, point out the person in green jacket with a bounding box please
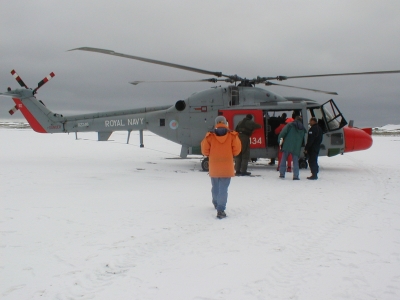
[277,115,306,180]
[234,114,261,176]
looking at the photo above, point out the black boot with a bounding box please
[217,211,227,219]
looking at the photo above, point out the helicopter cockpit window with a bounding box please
[320,99,347,132]
[324,110,340,130]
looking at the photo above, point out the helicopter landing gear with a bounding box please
[299,158,308,169]
[201,157,209,172]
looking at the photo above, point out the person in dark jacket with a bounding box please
[234,114,261,176]
[277,115,307,180]
[304,117,323,180]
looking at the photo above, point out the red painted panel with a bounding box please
[219,109,265,149]
[12,98,47,133]
[361,127,372,135]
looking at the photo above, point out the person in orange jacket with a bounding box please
[201,116,242,219]
[275,117,294,172]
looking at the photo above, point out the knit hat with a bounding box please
[215,116,227,125]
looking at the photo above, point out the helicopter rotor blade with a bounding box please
[11,70,29,89]
[70,47,230,78]
[69,47,400,89]
[33,72,55,94]
[283,70,400,80]
[265,81,338,95]
[129,78,230,85]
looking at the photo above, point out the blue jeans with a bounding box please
[279,151,299,179]
[211,177,231,211]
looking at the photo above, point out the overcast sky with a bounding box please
[1,0,399,127]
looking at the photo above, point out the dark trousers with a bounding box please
[235,134,250,172]
[308,150,319,176]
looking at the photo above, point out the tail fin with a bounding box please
[12,95,64,133]
[3,69,63,132]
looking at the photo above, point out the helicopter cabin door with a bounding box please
[218,109,265,149]
[320,99,348,132]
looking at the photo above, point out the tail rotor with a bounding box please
[10,69,55,94]
[6,69,55,115]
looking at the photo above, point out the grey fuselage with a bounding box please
[8,85,347,159]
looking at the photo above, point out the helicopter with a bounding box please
[2,47,399,171]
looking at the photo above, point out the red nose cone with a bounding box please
[343,126,373,153]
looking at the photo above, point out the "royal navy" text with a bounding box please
[105,118,144,127]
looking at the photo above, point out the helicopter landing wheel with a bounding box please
[201,157,209,172]
[299,158,308,169]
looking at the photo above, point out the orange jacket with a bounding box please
[201,124,241,177]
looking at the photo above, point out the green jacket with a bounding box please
[235,117,261,136]
[277,120,307,156]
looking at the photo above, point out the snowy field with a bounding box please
[1,127,400,300]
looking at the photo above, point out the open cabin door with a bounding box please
[218,109,265,149]
[320,99,348,132]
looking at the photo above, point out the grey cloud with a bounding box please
[1,1,399,127]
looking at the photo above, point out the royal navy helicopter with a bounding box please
[2,47,399,171]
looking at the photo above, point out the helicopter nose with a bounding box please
[343,126,373,153]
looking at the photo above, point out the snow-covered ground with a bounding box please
[1,127,400,300]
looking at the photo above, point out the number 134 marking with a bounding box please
[249,137,262,144]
